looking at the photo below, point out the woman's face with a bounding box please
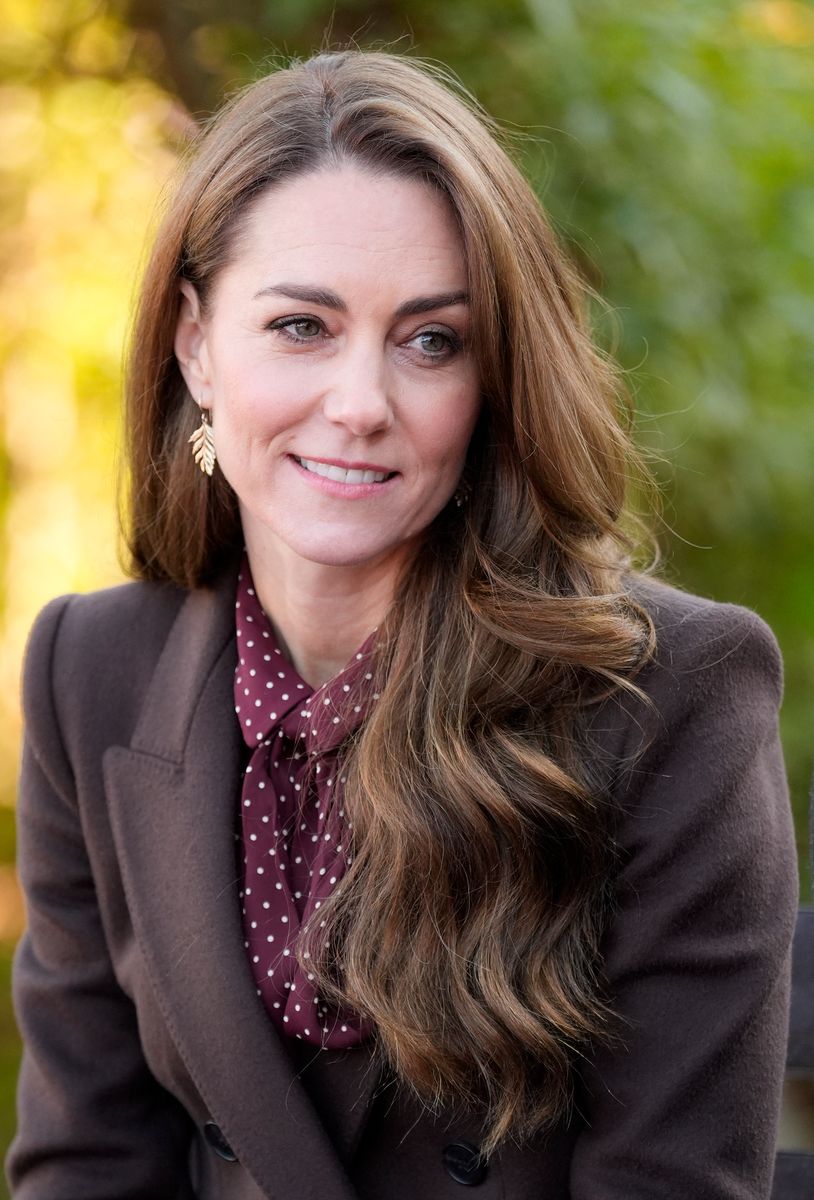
[175,165,480,578]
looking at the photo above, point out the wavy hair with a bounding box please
[124,50,654,1154]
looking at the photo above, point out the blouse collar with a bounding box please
[234,555,378,756]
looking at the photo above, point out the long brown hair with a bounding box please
[124,50,654,1154]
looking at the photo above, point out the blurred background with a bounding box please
[0,0,812,1181]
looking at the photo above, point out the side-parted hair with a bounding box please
[125,50,654,1155]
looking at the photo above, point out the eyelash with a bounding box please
[265,315,463,360]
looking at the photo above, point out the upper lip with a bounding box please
[293,454,396,473]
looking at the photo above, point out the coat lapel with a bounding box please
[103,569,378,1199]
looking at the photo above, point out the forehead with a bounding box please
[216,166,467,299]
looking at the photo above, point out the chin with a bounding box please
[292,539,408,569]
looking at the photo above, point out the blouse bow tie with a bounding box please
[234,556,375,1048]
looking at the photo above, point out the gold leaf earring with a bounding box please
[189,405,216,476]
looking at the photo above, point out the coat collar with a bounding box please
[103,564,379,1198]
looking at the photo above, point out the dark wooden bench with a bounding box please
[772,905,814,1197]
[771,784,814,1199]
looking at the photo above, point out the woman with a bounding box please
[8,50,797,1199]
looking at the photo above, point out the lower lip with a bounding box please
[288,456,399,499]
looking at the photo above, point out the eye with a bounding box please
[408,327,462,360]
[267,315,325,342]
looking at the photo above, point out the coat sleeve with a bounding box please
[570,601,798,1200]
[6,597,196,1199]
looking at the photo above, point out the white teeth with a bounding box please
[298,458,390,484]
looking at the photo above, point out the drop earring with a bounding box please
[453,478,471,508]
[189,404,216,476]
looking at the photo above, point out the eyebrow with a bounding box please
[253,283,469,319]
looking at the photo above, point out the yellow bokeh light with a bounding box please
[0,33,180,819]
[742,0,814,44]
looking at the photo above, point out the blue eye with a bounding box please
[411,328,460,358]
[268,316,323,341]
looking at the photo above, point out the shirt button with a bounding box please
[203,1120,238,1162]
[442,1141,488,1186]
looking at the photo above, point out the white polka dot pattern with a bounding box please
[235,555,375,1048]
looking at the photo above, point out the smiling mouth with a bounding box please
[295,457,396,485]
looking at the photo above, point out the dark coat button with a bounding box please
[203,1120,238,1162]
[442,1141,488,1186]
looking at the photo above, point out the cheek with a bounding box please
[216,370,302,441]
[217,357,321,434]
[428,384,481,466]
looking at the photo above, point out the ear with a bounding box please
[174,280,212,403]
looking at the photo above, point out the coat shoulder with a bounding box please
[627,573,782,703]
[583,575,785,792]
[22,579,190,763]
[25,578,188,688]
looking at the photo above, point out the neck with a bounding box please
[243,536,410,688]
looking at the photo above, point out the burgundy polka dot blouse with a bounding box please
[234,556,375,1048]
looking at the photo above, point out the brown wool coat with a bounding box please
[6,566,798,1199]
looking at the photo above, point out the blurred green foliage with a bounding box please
[0,0,812,1184]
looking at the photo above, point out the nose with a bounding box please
[321,340,394,436]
